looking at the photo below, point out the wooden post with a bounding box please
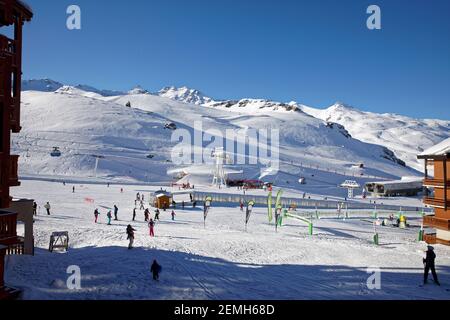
[444,158,448,210]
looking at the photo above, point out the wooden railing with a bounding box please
[423,179,449,188]
[0,212,18,239]
[423,215,450,231]
[424,197,450,209]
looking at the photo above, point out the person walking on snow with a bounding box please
[94,209,100,223]
[140,200,145,210]
[240,201,244,212]
[423,246,440,286]
[154,209,160,221]
[114,205,119,221]
[148,219,155,237]
[132,208,136,221]
[44,202,51,215]
[33,201,37,216]
[126,225,136,249]
[171,210,176,221]
[72,186,75,193]
[150,259,161,281]
[144,208,149,222]
[107,210,112,225]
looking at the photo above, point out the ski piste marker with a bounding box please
[267,191,273,223]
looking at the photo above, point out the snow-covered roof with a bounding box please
[419,138,450,157]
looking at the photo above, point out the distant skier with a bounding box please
[120,188,124,193]
[171,210,176,221]
[44,202,51,215]
[423,246,440,286]
[107,210,112,225]
[144,208,149,222]
[126,225,136,249]
[107,182,110,188]
[33,201,37,216]
[94,209,100,223]
[150,259,161,281]
[148,219,155,237]
[240,202,244,212]
[182,201,185,209]
[140,200,145,210]
[114,205,119,221]
[137,192,141,201]
[154,209,160,221]
[72,186,75,193]
[132,208,137,221]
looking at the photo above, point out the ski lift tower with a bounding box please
[91,155,105,177]
[340,180,361,199]
[211,147,231,187]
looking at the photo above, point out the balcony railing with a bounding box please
[423,215,450,231]
[424,197,450,209]
[423,178,450,188]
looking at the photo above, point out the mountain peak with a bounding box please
[158,86,212,105]
[128,85,149,95]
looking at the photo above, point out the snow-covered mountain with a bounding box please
[19,79,449,176]
[158,86,213,105]
[13,82,422,195]
[300,103,450,171]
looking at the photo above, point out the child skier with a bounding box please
[150,259,161,281]
[114,205,119,221]
[126,225,136,250]
[44,202,51,215]
[94,209,100,223]
[107,210,112,225]
[171,210,176,221]
[148,219,155,237]
[423,246,440,286]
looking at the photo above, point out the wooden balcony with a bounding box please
[423,215,450,231]
[423,197,450,209]
[423,233,450,246]
[423,178,450,188]
[0,211,24,256]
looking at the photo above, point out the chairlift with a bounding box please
[50,147,62,157]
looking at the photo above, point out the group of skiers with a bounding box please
[32,201,51,216]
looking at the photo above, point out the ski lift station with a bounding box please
[364,177,423,197]
[151,190,173,209]
[340,180,360,198]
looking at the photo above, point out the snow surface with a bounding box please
[5,180,450,300]
[13,86,422,194]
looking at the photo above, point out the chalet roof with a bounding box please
[418,138,450,159]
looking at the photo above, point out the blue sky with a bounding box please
[17,0,450,119]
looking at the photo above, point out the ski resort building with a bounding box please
[0,0,33,299]
[418,138,450,246]
[364,178,423,197]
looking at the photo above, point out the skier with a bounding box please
[171,210,176,221]
[107,182,110,188]
[240,202,244,212]
[423,246,440,286]
[120,188,124,193]
[132,208,136,221]
[114,205,119,221]
[182,201,185,209]
[94,209,100,223]
[154,209,160,221]
[150,259,161,281]
[44,202,51,215]
[72,186,75,193]
[136,192,141,201]
[107,210,112,225]
[126,225,136,249]
[33,201,37,216]
[148,219,155,237]
[140,200,145,210]
[144,208,149,222]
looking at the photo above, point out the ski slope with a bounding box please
[13,85,423,194]
[5,180,450,300]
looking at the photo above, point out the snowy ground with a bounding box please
[5,180,450,300]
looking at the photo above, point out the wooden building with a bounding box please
[152,190,172,209]
[418,138,450,246]
[0,0,33,299]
